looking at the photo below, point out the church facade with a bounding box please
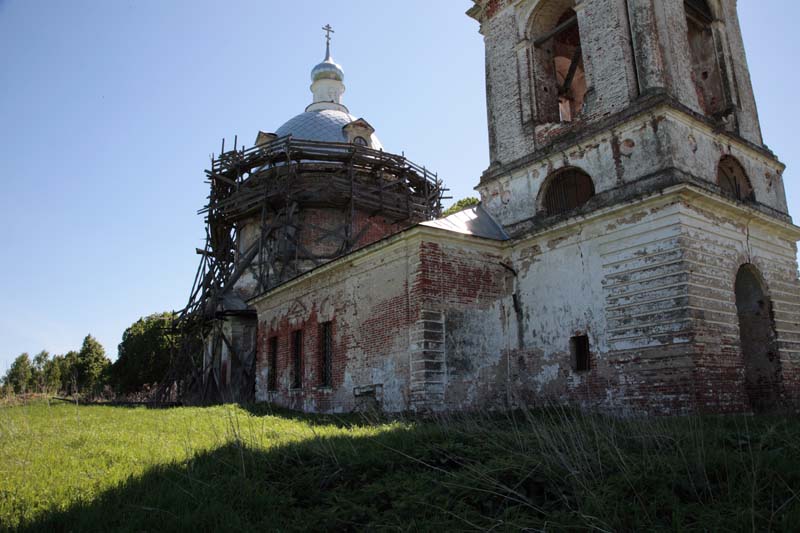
[203,1,800,415]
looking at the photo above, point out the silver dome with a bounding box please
[311,58,344,82]
[275,109,383,150]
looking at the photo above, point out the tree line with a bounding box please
[1,312,176,399]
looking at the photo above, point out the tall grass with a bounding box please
[1,399,798,531]
[422,406,800,530]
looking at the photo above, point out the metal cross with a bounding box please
[322,24,335,45]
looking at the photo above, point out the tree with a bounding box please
[111,312,176,394]
[58,351,80,395]
[76,335,110,396]
[442,197,480,217]
[4,353,33,394]
[43,355,62,394]
[31,351,50,393]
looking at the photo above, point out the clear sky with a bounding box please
[0,1,797,373]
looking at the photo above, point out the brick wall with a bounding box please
[252,189,799,416]
[233,207,413,302]
[253,240,416,412]
[410,240,511,410]
[678,198,800,411]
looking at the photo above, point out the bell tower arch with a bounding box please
[467,0,784,229]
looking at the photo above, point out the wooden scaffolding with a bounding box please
[161,136,445,404]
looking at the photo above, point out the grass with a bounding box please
[1,400,799,531]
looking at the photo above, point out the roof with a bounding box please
[275,110,384,150]
[421,204,509,241]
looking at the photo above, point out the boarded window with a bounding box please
[292,330,303,389]
[718,156,754,202]
[268,336,278,391]
[542,168,595,216]
[319,322,333,387]
[685,0,727,116]
[570,335,591,372]
[532,8,587,123]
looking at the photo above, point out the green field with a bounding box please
[1,400,799,531]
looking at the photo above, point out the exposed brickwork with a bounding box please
[232,207,412,304]
[240,1,800,416]
[251,241,416,412]
[251,185,800,415]
[470,0,764,168]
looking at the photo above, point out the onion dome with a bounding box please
[311,47,344,82]
[263,25,383,150]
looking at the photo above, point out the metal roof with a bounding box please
[275,110,384,150]
[421,204,509,241]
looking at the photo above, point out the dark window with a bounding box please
[319,322,333,387]
[542,168,595,216]
[220,358,229,387]
[685,0,713,20]
[292,330,303,389]
[718,156,754,202]
[353,136,368,146]
[268,336,278,391]
[571,335,591,372]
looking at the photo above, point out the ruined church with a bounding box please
[183,1,800,415]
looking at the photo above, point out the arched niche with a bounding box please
[528,1,587,123]
[734,264,782,412]
[539,167,595,216]
[717,155,754,202]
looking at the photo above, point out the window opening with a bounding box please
[533,9,587,123]
[353,136,368,146]
[542,168,595,216]
[717,156,754,202]
[221,357,229,387]
[570,335,591,372]
[292,330,303,389]
[685,0,726,116]
[268,336,278,391]
[319,322,333,387]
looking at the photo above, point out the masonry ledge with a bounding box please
[248,183,800,309]
[479,94,783,186]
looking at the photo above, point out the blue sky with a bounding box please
[0,1,797,372]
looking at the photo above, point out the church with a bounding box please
[189,1,800,415]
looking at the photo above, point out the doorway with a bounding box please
[734,264,782,411]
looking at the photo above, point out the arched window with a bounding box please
[717,156,754,202]
[685,0,727,116]
[541,168,595,216]
[353,136,368,147]
[531,4,587,123]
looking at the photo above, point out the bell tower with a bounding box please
[467,0,788,230]
[467,0,800,413]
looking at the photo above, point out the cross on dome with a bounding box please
[308,24,347,113]
[322,24,335,59]
[323,24,334,43]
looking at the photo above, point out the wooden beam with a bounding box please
[561,45,583,95]
[534,15,578,47]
